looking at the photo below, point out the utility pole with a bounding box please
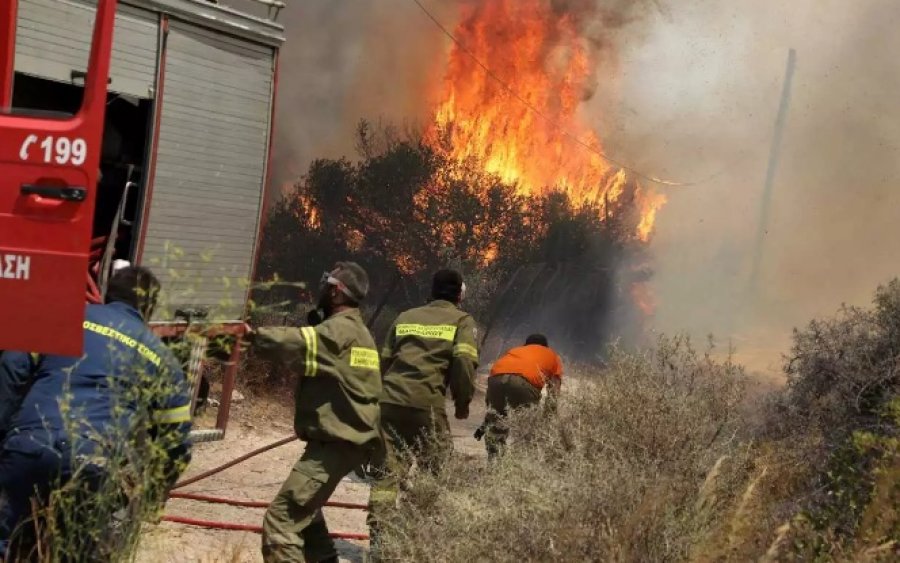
[749,48,796,294]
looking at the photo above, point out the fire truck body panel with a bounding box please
[11,0,284,329]
[139,18,276,321]
[0,0,117,356]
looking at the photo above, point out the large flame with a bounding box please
[430,0,665,241]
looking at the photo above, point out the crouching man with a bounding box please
[480,334,563,458]
[0,267,193,560]
[251,262,381,563]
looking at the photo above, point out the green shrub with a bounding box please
[778,279,900,443]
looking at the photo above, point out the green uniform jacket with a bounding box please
[380,300,479,412]
[254,309,381,446]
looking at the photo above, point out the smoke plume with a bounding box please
[593,0,900,375]
[267,0,452,192]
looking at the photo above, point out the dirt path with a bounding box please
[137,379,488,562]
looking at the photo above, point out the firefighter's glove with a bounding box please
[454,404,469,420]
[473,425,485,441]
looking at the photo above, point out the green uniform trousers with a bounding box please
[367,403,452,538]
[262,439,371,563]
[484,374,542,458]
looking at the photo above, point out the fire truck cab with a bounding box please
[0,0,284,436]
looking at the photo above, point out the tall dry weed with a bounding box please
[379,336,749,562]
[377,280,900,562]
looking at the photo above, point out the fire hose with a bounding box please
[169,491,367,511]
[173,436,296,489]
[164,436,370,540]
[160,516,369,541]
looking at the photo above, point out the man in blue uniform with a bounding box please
[0,266,192,560]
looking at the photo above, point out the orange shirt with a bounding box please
[490,344,563,389]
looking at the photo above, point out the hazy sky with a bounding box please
[594,0,900,372]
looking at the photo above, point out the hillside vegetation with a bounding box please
[379,280,900,562]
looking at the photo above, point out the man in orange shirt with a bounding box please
[477,334,563,458]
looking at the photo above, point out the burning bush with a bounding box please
[429,0,667,238]
[257,121,654,356]
[257,0,671,355]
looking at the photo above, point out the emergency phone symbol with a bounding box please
[18,134,87,166]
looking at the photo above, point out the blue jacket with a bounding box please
[0,302,192,473]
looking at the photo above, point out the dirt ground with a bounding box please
[136,377,489,563]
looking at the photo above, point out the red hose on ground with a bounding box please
[167,438,370,540]
[169,491,367,511]
[160,515,369,541]
[170,492,267,508]
[321,500,369,511]
[174,436,296,489]
[163,515,262,533]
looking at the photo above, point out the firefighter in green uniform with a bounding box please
[367,269,479,546]
[251,262,381,563]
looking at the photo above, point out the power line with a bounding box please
[409,0,691,187]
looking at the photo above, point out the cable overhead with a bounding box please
[409,0,692,187]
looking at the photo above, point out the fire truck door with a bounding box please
[0,0,119,356]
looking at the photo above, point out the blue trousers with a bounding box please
[0,435,73,558]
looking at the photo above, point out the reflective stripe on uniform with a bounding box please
[350,347,380,370]
[152,403,192,424]
[301,327,318,377]
[395,323,457,341]
[83,321,161,367]
[453,343,478,360]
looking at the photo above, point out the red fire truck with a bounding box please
[0,0,284,438]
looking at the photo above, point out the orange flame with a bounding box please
[299,194,321,230]
[630,281,657,316]
[634,185,668,243]
[430,0,664,241]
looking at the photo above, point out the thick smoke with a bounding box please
[595,0,900,375]
[262,0,453,194]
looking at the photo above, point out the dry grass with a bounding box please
[20,280,891,560]
[379,336,750,562]
[378,280,900,562]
